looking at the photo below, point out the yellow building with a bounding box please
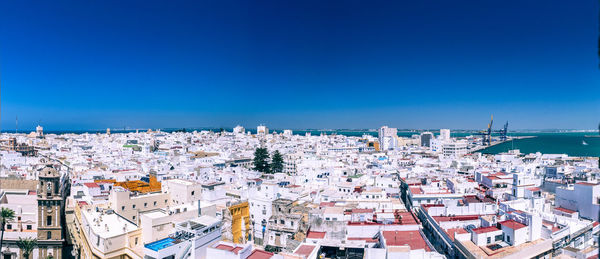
[229,202,250,244]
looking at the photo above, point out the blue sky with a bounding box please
[1,0,598,130]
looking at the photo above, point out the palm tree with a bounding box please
[16,237,37,259]
[0,207,16,254]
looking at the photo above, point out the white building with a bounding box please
[555,182,600,221]
[378,126,398,151]
[439,129,451,140]
[257,125,269,135]
[233,126,245,134]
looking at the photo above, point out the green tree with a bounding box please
[253,148,270,173]
[0,207,16,253]
[270,150,284,173]
[16,237,37,259]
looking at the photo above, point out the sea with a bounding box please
[6,128,599,157]
[478,133,600,157]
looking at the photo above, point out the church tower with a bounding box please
[37,165,64,259]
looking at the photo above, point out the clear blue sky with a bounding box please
[1,0,598,130]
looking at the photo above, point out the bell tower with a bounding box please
[37,165,64,259]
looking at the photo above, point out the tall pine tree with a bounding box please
[253,147,270,173]
[270,150,284,173]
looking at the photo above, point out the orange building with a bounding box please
[95,174,161,194]
[229,202,250,244]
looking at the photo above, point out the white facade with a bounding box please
[257,125,269,135]
[378,126,398,151]
[556,182,600,221]
[439,129,450,140]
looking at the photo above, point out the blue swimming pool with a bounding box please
[145,238,175,251]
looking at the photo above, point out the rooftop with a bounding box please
[247,249,274,259]
[472,226,501,234]
[294,245,316,257]
[382,230,431,251]
[499,220,527,230]
[215,244,244,254]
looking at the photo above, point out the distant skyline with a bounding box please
[1,0,599,131]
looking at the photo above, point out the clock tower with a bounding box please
[37,165,64,259]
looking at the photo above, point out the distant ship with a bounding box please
[582,140,589,146]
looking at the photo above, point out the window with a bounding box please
[133,216,136,221]
[153,201,157,206]
[495,234,503,242]
[135,237,138,245]
[487,237,491,244]
[191,191,195,195]
[47,216,52,226]
[132,204,136,209]
[122,206,125,211]
[17,216,21,221]
[6,224,11,230]
[144,202,147,208]
[47,231,51,239]
[507,235,510,243]
[26,225,32,230]
[280,219,285,225]
[165,199,168,204]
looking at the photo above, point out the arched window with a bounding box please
[47,231,52,239]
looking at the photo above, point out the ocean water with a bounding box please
[479,133,600,157]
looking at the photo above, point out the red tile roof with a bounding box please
[526,187,541,192]
[351,208,374,213]
[295,245,316,257]
[247,250,274,259]
[499,220,527,230]
[306,231,326,239]
[433,215,480,222]
[215,244,243,254]
[577,182,599,186]
[319,202,335,208]
[409,187,423,194]
[554,207,576,214]
[382,231,431,251]
[471,226,501,234]
[83,182,100,188]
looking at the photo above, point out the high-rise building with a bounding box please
[283,129,293,137]
[257,125,268,135]
[420,132,434,147]
[439,129,451,140]
[37,165,65,259]
[36,125,44,137]
[233,125,245,134]
[379,126,398,151]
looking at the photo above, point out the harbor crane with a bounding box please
[496,121,508,141]
[475,115,493,146]
[475,115,508,145]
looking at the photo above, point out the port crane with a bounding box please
[475,115,508,145]
[475,115,493,146]
[496,121,508,141]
